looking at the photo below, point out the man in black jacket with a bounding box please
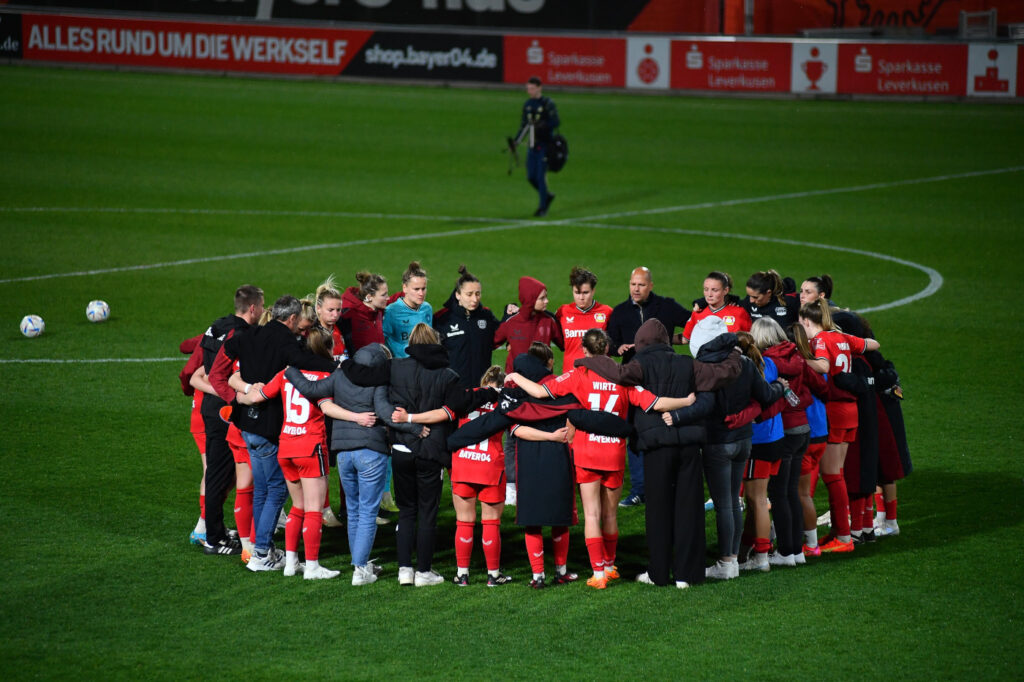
[209,295,337,571]
[605,267,690,507]
[197,285,264,556]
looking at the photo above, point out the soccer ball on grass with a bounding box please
[20,314,45,338]
[86,300,110,323]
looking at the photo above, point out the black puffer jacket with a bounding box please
[630,320,708,450]
[388,343,464,467]
[669,333,783,444]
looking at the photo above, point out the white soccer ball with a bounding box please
[20,314,45,338]
[86,300,110,323]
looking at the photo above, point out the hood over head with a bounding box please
[407,342,450,370]
[635,318,669,351]
[354,343,389,367]
[517,276,546,319]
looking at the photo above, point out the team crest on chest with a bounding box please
[724,315,736,326]
[594,313,607,323]
[477,319,487,329]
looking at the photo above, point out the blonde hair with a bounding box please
[736,331,765,377]
[315,275,343,307]
[408,322,439,346]
[751,317,788,350]
[306,327,334,360]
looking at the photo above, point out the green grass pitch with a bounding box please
[1,64,1022,679]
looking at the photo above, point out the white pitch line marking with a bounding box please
[1,165,1015,285]
[571,222,943,314]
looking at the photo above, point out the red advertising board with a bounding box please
[1018,45,1024,97]
[670,40,791,92]
[20,12,371,75]
[837,43,967,96]
[504,35,625,88]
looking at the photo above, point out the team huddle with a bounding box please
[179,262,910,588]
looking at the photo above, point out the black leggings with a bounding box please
[392,450,443,572]
[768,431,809,556]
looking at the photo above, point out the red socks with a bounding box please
[602,532,618,568]
[302,509,322,561]
[234,486,253,543]
[585,537,605,573]
[525,528,545,574]
[481,519,501,572]
[823,474,850,536]
[874,491,884,513]
[850,497,865,531]
[754,537,772,554]
[285,506,304,553]
[885,498,898,520]
[199,494,205,519]
[455,521,474,569]
[552,526,570,567]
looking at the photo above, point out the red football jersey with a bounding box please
[189,392,204,435]
[451,401,505,486]
[556,302,613,374]
[811,330,867,377]
[330,325,348,362]
[260,369,332,459]
[682,303,752,340]
[544,367,657,471]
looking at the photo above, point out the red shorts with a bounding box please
[801,441,827,475]
[279,444,329,481]
[828,426,857,444]
[191,431,206,456]
[227,425,249,464]
[744,458,781,480]
[452,472,506,505]
[575,466,624,490]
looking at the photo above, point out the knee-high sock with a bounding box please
[285,505,304,553]
[551,526,570,567]
[823,474,850,536]
[602,532,618,568]
[234,486,253,540]
[302,509,323,562]
[455,521,475,569]
[850,497,865,533]
[585,537,605,573]
[885,498,898,520]
[199,494,206,520]
[481,519,501,572]
[524,527,545,574]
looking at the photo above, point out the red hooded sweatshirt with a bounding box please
[495,276,564,373]
[341,286,385,353]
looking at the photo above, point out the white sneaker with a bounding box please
[504,483,517,506]
[367,559,384,576]
[352,564,378,586]
[876,520,900,537]
[635,571,656,585]
[276,509,288,532]
[675,581,690,589]
[705,560,738,580]
[375,515,391,526]
[398,566,415,586]
[304,564,340,580]
[414,570,444,587]
[247,548,286,572]
[816,510,831,527]
[322,506,344,528]
[739,552,770,572]
[768,552,796,567]
[873,512,886,531]
[283,560,305,577]
[793,552,807,566]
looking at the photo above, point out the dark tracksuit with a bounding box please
[518,95,558,212]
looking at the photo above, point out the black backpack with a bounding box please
[547,134,568,173]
